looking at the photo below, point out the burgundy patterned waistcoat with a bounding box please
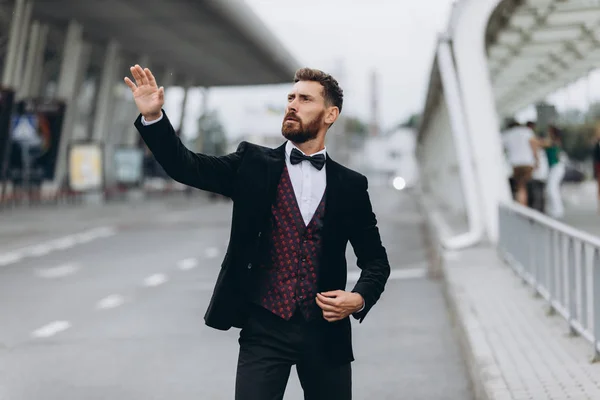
[253,165,326,321]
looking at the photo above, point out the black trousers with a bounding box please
[235,304,352,400]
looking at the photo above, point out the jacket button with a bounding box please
[247,263,252,269]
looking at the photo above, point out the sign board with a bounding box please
[68,143,102,191]
[114,147,143,185]
[8,99,65,182]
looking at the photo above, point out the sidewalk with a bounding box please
[442,245,600,400]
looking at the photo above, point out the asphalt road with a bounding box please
[0,184,473,399]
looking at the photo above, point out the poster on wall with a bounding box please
[7,99,65,183]
[0,88,15,187]
[114,147,143,186]
[68,143,103,192]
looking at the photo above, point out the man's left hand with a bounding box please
[316,290,364,322]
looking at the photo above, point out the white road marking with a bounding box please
[51,236,77,250]
[347,265,428,283]
[35,263,79,279]
[144,274,168,287]
[31,321,71,338]
[25,244,52,257]
[0,252,23,266]
[75,227,116,243]
[0,226,117,268]
[205,247,219,259]
[177,258,198,271]
[91,227,117,238]
[96,294,125,310]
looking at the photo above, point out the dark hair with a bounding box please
[294,67,344,113]
[548,124,562,141]
[507,121,520,128]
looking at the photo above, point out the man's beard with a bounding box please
[281,111,324,144]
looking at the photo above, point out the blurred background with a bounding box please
[2,0,600,399]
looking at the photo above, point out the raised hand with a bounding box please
[124,64,164,121]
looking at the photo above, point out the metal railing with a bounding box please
[498,201,600,361]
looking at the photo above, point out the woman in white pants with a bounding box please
[543,125,565,218]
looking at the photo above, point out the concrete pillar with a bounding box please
[91,40,121,188]
[451,0,511,243]
[2,0,26,86]
[18,20,40,98]
[12,0,33,89]
[67,42,92,142]
[19,20,48,99]
[30,24,49,98]
[53,20,90,188]
[178,78,195,133]
[56,21,84,99]
[91,40,120,142]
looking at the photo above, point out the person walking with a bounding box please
[502,120,539,206]
[124,64,391,399]
[541,125,565,218]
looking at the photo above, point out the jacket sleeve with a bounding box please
[134,111,246,198]
[348,175,391,323]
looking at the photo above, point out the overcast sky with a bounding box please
[166,0,456,139]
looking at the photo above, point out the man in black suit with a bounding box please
[125,64,390,399]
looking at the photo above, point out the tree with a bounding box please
[399,113,422,129]
[550,105,597,162]
[344,116,368,135]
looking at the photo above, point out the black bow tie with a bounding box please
[289,148,326,170]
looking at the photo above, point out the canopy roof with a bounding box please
[487,0,600,116]
[32,0,300,87]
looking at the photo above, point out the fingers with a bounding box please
[145,68,158,88]
[320,290,343,297]
[130,66,143,86]
[135,64,149,85]
[316,295,337,311]
[322,311,344,322]
[131,64,149,86]
[316,293,339,306]
[124,77,136,92]
[158,86,164,102]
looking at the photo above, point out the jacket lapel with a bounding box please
[265,142,287,208]
[323,154,342,234]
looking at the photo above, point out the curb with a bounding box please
[420,202,493,400]
[438,258,493,400]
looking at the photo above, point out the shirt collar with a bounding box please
[285,141,327,160]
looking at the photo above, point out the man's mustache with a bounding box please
[284,114,300,122]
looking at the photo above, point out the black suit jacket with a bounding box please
[135,111,391,363]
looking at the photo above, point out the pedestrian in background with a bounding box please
[540,125,565,219]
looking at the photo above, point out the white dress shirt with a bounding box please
[284,141,327,226]
[141,113,163,125]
